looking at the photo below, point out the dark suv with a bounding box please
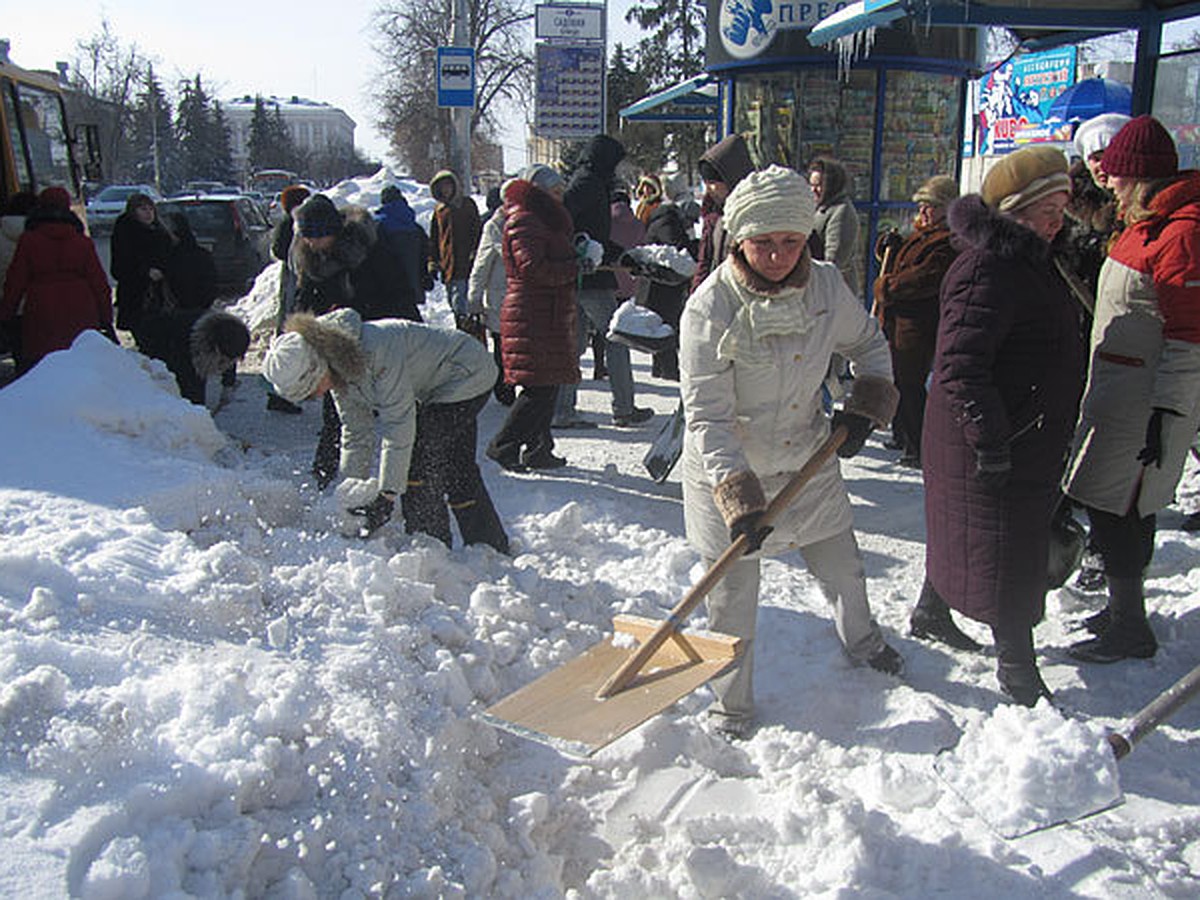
[157,194,272,297]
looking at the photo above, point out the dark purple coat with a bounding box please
[923,196,1084,627]
[499,179,581,387]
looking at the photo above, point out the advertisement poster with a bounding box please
[976,46,1077,155]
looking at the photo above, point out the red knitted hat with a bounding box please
[1102,115,1178,179]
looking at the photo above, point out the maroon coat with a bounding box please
[923,196,1084,627]
[875,221,955,381]
[1,212,112,366]
[499,180,581,387]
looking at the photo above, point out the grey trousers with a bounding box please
[705,527,886,723]
[555,287,636,418]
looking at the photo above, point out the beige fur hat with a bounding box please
[263,332,328,404]
[723,164,816,243]
[982,146,1071,213]
[912,175,959,208]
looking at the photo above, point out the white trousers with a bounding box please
[704,527,885,723]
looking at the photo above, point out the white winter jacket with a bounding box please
[680,257,892,558]
[466,208,506,334]
[322,309,497,494]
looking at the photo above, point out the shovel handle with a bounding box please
[1107,661,1200,760]
[596,426,848,699]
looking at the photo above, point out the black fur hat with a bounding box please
[191,310,251,378]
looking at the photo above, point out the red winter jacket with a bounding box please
[499,180,581,387]
[1,213,112,366]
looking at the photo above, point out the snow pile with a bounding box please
[936,702,1123,837]
[607,299,674,354]
[638,243,698,278]
[1,314,1199,896]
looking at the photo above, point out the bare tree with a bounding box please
[68,19,148,183]
[372,0,533,180]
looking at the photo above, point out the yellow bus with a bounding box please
[0,55,100,224]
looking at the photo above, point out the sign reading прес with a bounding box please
[536,4,604,42]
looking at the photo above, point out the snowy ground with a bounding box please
[1,174,1199,898]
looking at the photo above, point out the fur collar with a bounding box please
[947,194,1051,261]
[293,206,376,282]
[285,309,367,386]
[729,244,812,296]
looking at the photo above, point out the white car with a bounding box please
[86,184,162,236]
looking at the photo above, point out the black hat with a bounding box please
[294,194,341,238]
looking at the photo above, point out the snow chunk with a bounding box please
[936,703,1122,837]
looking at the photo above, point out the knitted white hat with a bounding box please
[262,332,328,404]
[722,164,816,243]
[1073,113,1132,160]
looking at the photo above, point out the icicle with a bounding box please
[834,26,878,80]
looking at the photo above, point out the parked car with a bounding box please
[156,195,272,297]
[85,184,162,236]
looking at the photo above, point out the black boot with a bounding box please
[992,619,1051,707]
[1069,576,1157,663]
[1080,606,1111,636]
[909,580,981,651]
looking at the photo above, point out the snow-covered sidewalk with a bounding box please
[0,319,1198,897]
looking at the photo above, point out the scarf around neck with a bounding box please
[716,250,815,363]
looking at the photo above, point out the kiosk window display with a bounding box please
[705,0,978,301]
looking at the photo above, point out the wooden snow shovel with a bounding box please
[481,427,848,757]
[936,661,1200,839]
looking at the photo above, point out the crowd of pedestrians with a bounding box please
[5,112,1196,738]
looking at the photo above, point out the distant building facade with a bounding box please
[220,95,355,178]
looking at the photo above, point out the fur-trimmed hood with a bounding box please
[503,178,574,232]
[430,169,462,206]
[292,205,377,283]
[283,308,367,385]
[947,194,1052,261]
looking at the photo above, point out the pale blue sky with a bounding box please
[8,1,643,170]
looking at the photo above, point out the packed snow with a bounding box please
[1,170,1199,897]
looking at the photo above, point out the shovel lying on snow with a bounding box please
[936,661,1200,838]
[481,428,849,757]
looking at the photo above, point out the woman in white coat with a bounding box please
[680,165,901,739]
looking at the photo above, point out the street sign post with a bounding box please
[436,47,476,109]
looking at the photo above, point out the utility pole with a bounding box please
[149,65,162,194]
[450,0,472,192]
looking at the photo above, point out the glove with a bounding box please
[830,411,875,458]
[349,492,395,537]
[975,447,1012,491]
[730,510,773,555]
[1137,407,1181,468]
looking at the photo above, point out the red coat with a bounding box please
[0,216,112,366]
[499,180,580,387]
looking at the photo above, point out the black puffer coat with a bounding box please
[563,134,625,292]
[922,196,1084,627]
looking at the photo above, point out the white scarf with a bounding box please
[715,265,815,364]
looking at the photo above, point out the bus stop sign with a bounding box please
[437,47,475,109]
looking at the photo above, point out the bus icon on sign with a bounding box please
[443,63,470,81]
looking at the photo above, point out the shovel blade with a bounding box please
[932,748,1124,839]
[481,615,741,757]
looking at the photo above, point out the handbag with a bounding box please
[1047,496,1087,589]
